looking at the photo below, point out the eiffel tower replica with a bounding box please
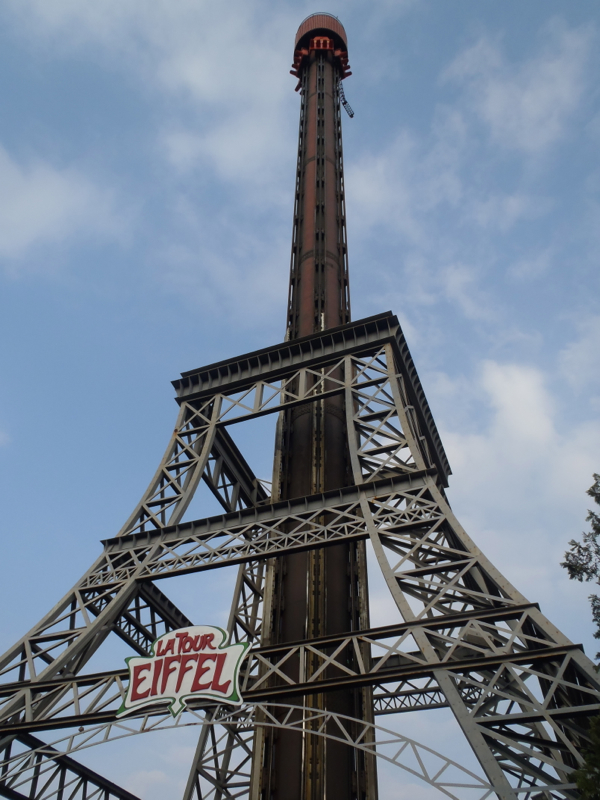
[1,12,599,800]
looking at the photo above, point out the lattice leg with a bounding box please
[343,344,600,798]
[182,560,265,799]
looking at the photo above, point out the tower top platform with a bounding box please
[295,12,348,51]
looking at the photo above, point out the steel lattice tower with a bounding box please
[1,12,600,800]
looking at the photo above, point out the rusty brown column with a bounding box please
[254,14,377,800]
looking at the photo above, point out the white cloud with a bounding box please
[155,209,289,328]
[469,192,549,231]
[0,144,123,263]
[3,0,298,192]
[443,20,593,153]
[162,131,205,173]
[345,19,588,328]
[346,115,464,245]
[445,360,597,501]
[125,769,170,798]
[437,359,600,633]
[441,263,494,321]
[507,246,553,281]
[347,133,422,240]
[122,741,197,797]
[346,123,506,321]
[163,108,291,187]
[482,361,555,444]
[377,777,441,800]
[559,315,600,393]
[346,103,543,257]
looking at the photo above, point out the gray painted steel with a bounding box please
[0,316,598,799]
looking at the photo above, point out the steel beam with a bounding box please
[0,704,498,800]
[0,643,592,737]
[3,605,596,737]
[202,427,270,512]
[1,302,598,797]
[173,312,450,487]
[96,471,434,584]
[0,733,140,800]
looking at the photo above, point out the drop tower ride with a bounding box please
[0,12,599,800]
[257,15,376,800]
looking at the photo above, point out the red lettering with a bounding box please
[176,653,198,692]
[190,653,216,692]
[182,636,193,653]
[161,655,181,694]
[211,653,231,695]
[150,658,163,696]
[175,632,187,654]
[205,633,216,650]
[192,635,201,651]
[158,638,175,656]
[130,663,151,701]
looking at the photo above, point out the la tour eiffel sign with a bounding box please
[118,626,249,718]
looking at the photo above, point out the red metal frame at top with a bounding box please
[290,13,351,91]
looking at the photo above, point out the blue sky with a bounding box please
[1,1,599,797]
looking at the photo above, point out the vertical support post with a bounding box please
[258,14,375,800]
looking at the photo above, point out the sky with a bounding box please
[0,0,599,797]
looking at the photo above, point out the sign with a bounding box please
[117,625,249,718]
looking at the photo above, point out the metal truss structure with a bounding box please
[0,702,498,800]
[1,311,599,799]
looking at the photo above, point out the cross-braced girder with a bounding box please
[1,312,598,800]
[0,608,592,733]
[0,703,500,800]
[0,733,141,800]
